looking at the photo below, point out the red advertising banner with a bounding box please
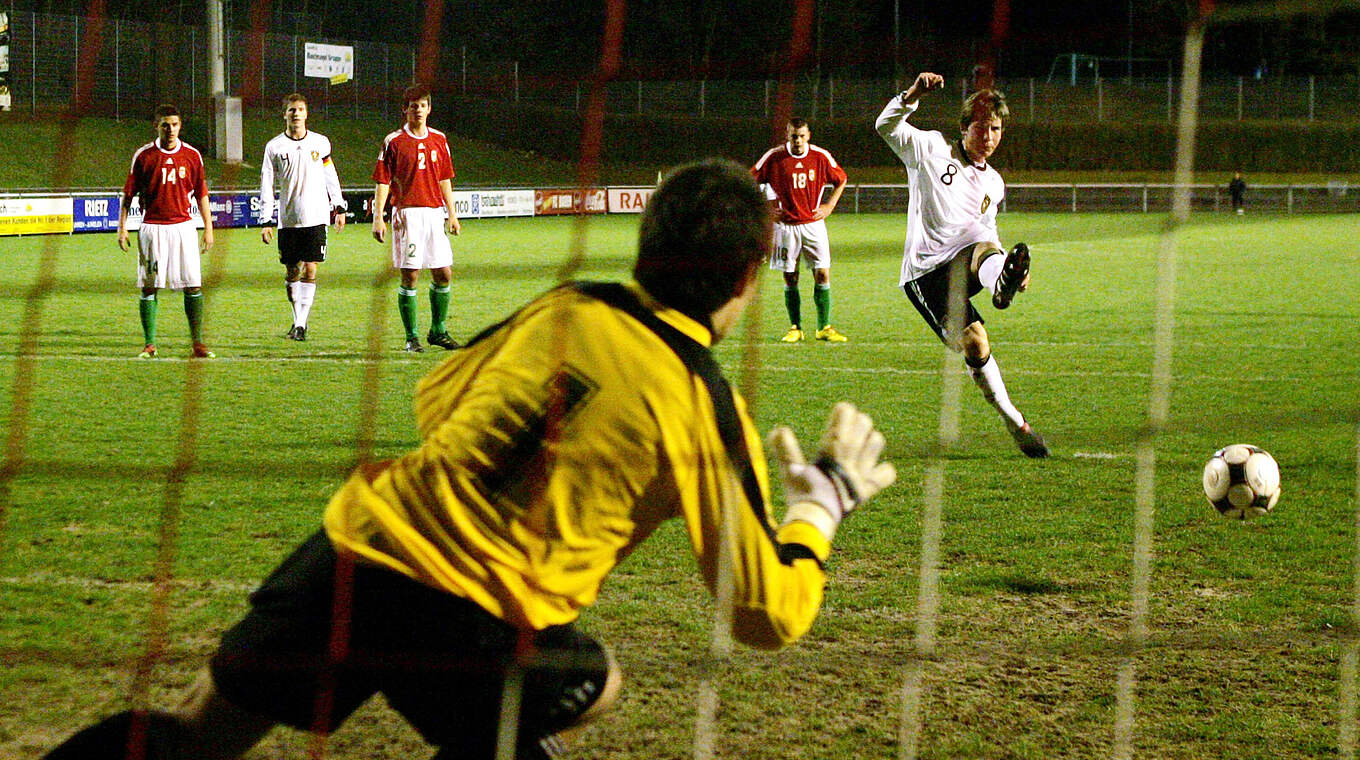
[535,188,607,216]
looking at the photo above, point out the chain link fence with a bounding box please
[3,10,1359,125]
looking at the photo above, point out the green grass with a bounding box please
[1,212,1358,758]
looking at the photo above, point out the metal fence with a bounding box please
[4,10,1360,125]
[843,183,1360,215]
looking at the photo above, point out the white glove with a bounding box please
[768,402,897,541]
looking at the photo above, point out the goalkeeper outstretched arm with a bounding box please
[691,402,896,651]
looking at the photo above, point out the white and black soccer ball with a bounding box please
[1202,444,1280,519]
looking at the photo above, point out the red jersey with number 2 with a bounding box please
[122,141,208,224]
[372,125,455,209]
[751,144,846,225]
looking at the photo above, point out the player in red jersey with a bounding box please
[117,104,215,359]
[752,118,849,343]
[371,84,462,353]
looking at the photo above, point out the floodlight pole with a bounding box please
[207,0,225,97]
[1127,0,1134,82]
[893,0,901,83]
[206,0,242,163]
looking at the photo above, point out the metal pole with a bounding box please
[893,0,899,79]
[114,19,119,120]
[207,0,225,96]
[1309,75,1315,121]
[1029,77,1034,122]
[1097,76,1103,121]
[1237,76,1242,121]
[72,17,78,109]
[1127,0,1134,82]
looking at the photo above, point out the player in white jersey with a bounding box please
[260,93,347,341]
[876,72,1048,458]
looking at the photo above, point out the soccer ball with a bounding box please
[1202,444,1280,519]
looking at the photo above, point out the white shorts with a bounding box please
[769,220,830,273]
[137,221,202,290]
[391,206,454,270]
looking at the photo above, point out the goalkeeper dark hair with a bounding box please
[152,103,180,122]
[634,159,772,326]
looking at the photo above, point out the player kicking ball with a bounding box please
[876,72,1048,458]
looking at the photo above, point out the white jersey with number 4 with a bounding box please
[260,130,345,229]
[875,97,1005,285]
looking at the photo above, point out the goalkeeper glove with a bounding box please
[768,402,897,542]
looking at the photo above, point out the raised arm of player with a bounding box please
[900,71,944,105]
[876,72,944,161]
[371,183,390,243]
[439,178,460,236]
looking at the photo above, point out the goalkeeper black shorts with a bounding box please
[210,529,609,754]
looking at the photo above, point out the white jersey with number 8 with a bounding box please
[876,97,1006,285]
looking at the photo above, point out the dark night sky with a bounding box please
[11,1,1360,77]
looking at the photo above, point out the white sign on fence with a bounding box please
[304,43,354,84]
[451,189,535,219]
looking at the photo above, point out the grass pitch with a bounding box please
[1,212,1357,758]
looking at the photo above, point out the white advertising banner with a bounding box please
[451,189,535,219]
[607,187,656,214]
[303,43,354,84]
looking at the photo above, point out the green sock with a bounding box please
[813,284,831,330]
[429,283,451,336]
[784,286,801,328]
[184,291,204,343]
[398,287,419,339]
[139,293,158,344]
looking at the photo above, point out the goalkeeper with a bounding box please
[44,159,896,760]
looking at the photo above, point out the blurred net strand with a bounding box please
[896,1,1008,755]
[1344,422,1360,760]
[558,0,626,283]
[691,1,806,756]
[896,239,969,760]
[1112,8,1208,759]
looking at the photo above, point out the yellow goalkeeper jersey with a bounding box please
[324,282,831,649]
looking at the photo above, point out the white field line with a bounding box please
[0,572,257,595]
[0,354,1328,385]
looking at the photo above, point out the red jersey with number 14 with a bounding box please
[122,141,208,224]
[751,143,846,225]
[372,125,455,209]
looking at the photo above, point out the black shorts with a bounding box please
[278,225,328,266]
[210,530,609,756]
[902,252,984,344]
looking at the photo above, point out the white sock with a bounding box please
[978,252,1004,295]
[287,281,303,325]
[968,355,1026,430]
[296,281,316,327]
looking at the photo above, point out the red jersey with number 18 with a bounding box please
[122,141,209,225]
[751,143,846,225]
[371,125,455,209]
